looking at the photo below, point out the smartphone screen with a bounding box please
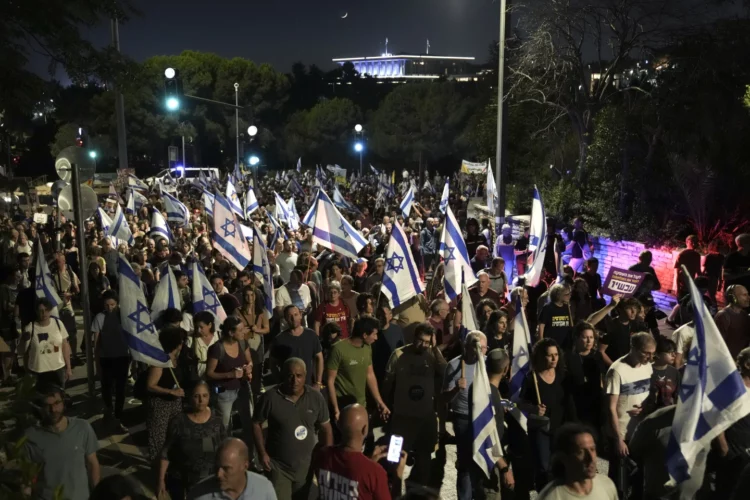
[387,435,404,463]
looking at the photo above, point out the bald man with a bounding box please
[187,438,276,500]
[312,404,393,499]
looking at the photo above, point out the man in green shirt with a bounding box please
[325,316,390,422]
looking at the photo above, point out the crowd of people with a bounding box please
[0,166,749,500]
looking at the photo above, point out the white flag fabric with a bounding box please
[274,191,299,231]
[98,207,113,233]
[240,224,253,243]
[161,191,190,227]
[461,280,478,332]
[486,159,497,217]
[127,174,149,191]
[440,180,450,214]
[150,209,173,244]
[212,194,252,270]
[509,294,532,432]
[266,209,284,251]
[245,186,259,217]
[297,157,302,172]
[225,178,244,218]
[471,339,504,478]
[399,185,415,218]
[126,188,147,214]
[666,268,750,493]
[119,257,171,367]
[109,203,134,245]
[381,221,424,308]
[302,189,367,260]
[109,184,123,204]
[521,186,548,287]
[287,197,301,229]
[191,260,227,326]
[34,238,62,313]
[151,265,181,322]
[202,190,215,218]
[439,206,477,300]
[251,223,274,319]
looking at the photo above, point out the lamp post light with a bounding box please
[354,124,364,175]
[247,125,258,137]
[88,150,97,170]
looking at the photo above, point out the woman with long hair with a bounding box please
[157,381,226,500]
[485,309,510,352]
[233,286,268,400]
[184,311,218,382]
[87,261,111,317]
[205,317,253,442]
[475,298,499,331]
[565,322,604,436]
[520,337,576,491]
[145,327,185,461]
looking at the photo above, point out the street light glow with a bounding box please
[165,67,176,79]
[354,142,364,152]
[354,124,363,133]
[249,155,260,166]
[247,125,258,137]
[166,97,180,111]
[89,151,97,159]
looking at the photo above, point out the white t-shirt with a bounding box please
[21,319,69,373]
[537,475,618,500]
[605,355,653,440]
[672,323,695,355]
[276,252,298,284]
[274,284,312,329]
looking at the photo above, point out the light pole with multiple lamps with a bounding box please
[247,125,259,185]
[354,123,364,175]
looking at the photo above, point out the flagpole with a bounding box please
[71,163,96,397]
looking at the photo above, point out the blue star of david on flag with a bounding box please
[386,252,405,273]
[127,301,154,335]
[35,275,45,291]
[202,286,220,315]
[444,246,456,262]
[221,219,236,238]
[339,222,349,238]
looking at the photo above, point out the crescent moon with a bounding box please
[341,12,348,19]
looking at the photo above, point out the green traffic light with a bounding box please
[166,97,180,111]
[88,151,97,159]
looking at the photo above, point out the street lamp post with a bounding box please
[354,124,364,176]
[247,125,258,185]
[494,0,509,230]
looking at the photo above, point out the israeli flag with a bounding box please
[149,208,173,243]
[302,189,367,260]
[666,267,750,493]
[34,238,62,312]
[370,164,380,176]
[198,170,209,189]
[332,185,362,215]
[151,264,181,321]
[266,209,285,251]
[459,279,478,340]
[202,190,215,218]
[486,160,497,217]
[234,163,243,183]
[251,223,274,319]
[471,338,504,478]
[399,185,415,218]
[521,186,548,287]
[109,183,123,204]
[381,221,424,308]
[161,191,190,227]
[274,191,299,231]
[127,174,149,191]
[245,186,259,217]
[288,197,301,226]
[439,206,477,300]
[126,188,148,214]
[297,157,302,173]
[126,190,136,214]
[440,181,450,214]
[109,203,134,245]
[423,178,436,195]
[240,224,253,243]
[288,177,305,198]
[225,178,244,218]
[509,294,532,432]
[191,260,227,326]
[119,257,171,367]
[212,194,252,270]
[98,207,113,233]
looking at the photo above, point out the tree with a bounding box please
[370,82,473,168]
[282,98,362,163]
[507,0,708,179]
[0,1,136,114]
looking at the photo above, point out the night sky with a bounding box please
[28,0,502,82]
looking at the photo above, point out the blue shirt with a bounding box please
[188,471,276,500]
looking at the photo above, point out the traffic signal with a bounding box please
[76,127,86,148]
[164,68,182,111]
[12,156,19,165]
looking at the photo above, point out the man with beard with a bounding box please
[382,323,447,488]
[23,385,100,500]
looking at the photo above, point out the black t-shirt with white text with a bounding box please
[538,302,572,348]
